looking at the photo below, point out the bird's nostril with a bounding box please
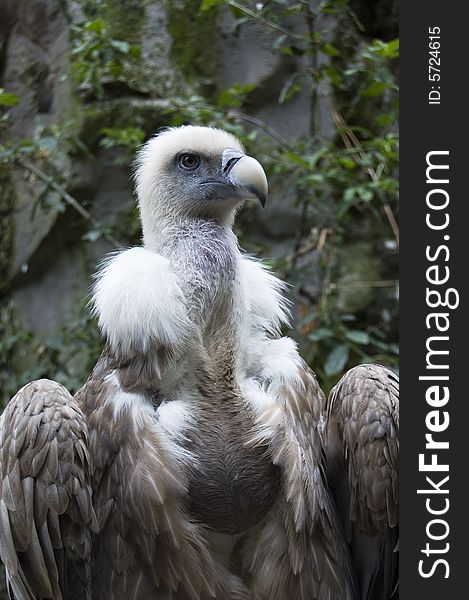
[223,156,242,175]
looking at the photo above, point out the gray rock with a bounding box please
[1,0,73,281]
[11,243,91,335]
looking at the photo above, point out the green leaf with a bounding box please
[199,0,224,12]
[324,65,341,86]
[99,127,145,149]
[278,73,302,104]
[345,330,370,345]
[129,45,141,57]
[0,91,19,106]
[284,151,310,169]
[305,173,326,185]
[322,43,339,57]
[363,81,388,97]
[341,314,357,322]
[217,83,256,108]
[109,64,124,77]
[339,157,356,170]
[85,19,105,33]
[324,344,349,376]
[374,38,399,59]
[70,42,90,56]
[357,187,373,202]
[309,327,334,342]
[110,40,130,54]
[281,44,305,57]
[375,113,396,128]
[343,187,357,203]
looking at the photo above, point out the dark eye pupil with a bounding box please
[180,154,199,169]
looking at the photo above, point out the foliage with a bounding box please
[0,89,19,130]
[70,18,141,99]
[0,303,102,406]
[0,89,19,107]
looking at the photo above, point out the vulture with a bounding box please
[0,125,399,600]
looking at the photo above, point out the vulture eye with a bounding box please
[178,153,200,171]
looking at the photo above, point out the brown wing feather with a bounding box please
[325,364,399,600]
[0,379,96,599]
[243,359,358,600]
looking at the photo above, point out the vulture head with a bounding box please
[134,126,268,244]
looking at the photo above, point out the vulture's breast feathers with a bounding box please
[90,245,294,534]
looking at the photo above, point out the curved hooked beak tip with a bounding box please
[223,150,268,207]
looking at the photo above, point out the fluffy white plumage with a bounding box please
[239,257,291,333]
[91,247,192,355]
[103,372,154,428]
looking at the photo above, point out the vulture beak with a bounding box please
[221,149,268,207]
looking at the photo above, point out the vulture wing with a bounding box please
[242,345,358,600]
[0,379,96,599]
[324,364,399,600]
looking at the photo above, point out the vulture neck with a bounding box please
[144,215,242,375]
[142,215,238,262]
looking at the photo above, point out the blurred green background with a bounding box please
[1,0,398,592]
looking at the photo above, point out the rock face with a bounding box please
[1,0,72,281]
[0,0,397,593]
